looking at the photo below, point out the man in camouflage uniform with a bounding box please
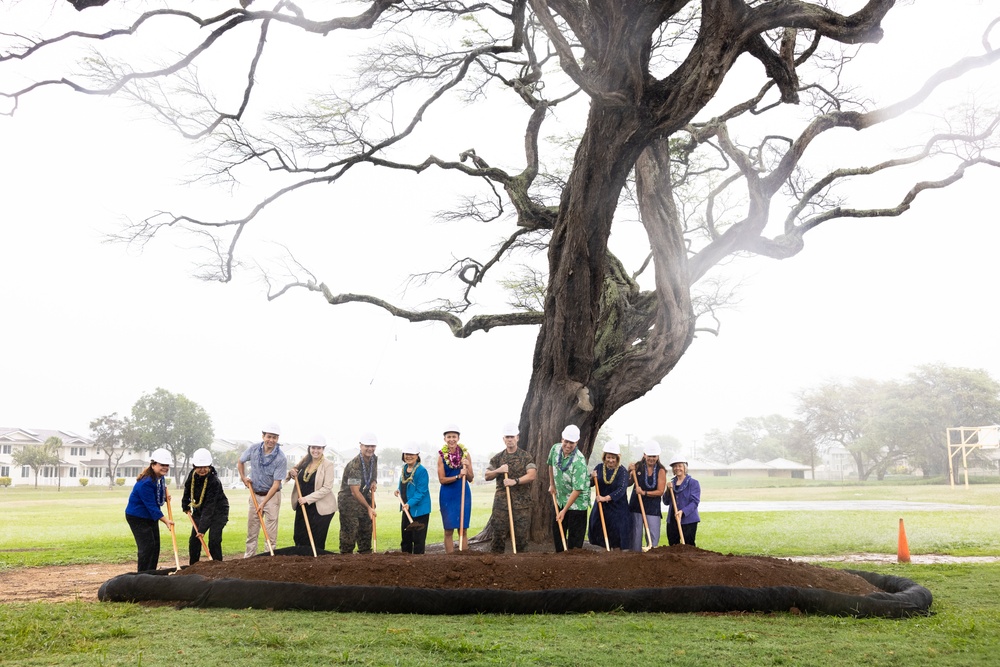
[484,422,537,553]
[338,432,379,554]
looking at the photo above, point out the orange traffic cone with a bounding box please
[897,518,911,563]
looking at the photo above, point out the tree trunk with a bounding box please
[515,115,695,542]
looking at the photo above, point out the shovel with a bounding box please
[550,489,568,551]
[504,472,517,554]
[593,472,610,552]
[630,468,652,552]
[185,510,213,561]
[246,482,275,555]
[164,492,181,570]
[293,475,318,557]
[399,498,426,531]
[667,480,685,545]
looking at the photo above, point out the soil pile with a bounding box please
[178,545,879,596]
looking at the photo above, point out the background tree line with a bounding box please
[700,364,1000,480]
[89,388,214,487]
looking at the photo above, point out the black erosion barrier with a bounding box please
[98,565,931,618]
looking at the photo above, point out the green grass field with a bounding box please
[2,479,999,666]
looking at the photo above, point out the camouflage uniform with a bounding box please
[487,448,536,553]
[337,453,377,554]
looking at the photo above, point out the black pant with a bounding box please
[400,513,430,554]
[552,509,587,552]
[188,513,228,563]
[667,521,698,547]
[126,514,161,572]
[294,505,334,551]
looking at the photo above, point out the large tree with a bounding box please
[3,1,999,535]
[129,388,215,485]
[798,366,1000,480]
[89,413,134,488]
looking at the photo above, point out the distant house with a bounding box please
[0,427,95,487]
[681,456,813,479]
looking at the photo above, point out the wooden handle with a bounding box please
[550,490,568,551]
[247,487,275,555]
[631,469,652,549]
[165,492,181,570]
[596,492,610,552]
[293,475,318,557]
[187,511,212,560]
[504,473,517,554]
[667,482,685,545]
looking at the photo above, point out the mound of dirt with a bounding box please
[97,545,932,616]
[179,545,879,595]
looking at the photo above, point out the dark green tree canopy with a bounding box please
[129,388,214,483]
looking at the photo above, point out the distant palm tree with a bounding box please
[12,438,60,488]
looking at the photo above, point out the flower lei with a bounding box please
[556,447,576,473]
[254,441,281,471]
[440,444,467,470]
[601,463,619,486]
[188,472,209,509]
[641,461,659,489]
[400,463,419,486]
[302,454,322,483]
[360,454,376,490]
[155,476,166,507]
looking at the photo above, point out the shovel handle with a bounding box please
[186,511,212,561]
[246,485,275,555]
[631,469,653,549]
[667,481,685,545]
[293,475,318,557]
[594,473,610,552]
[165,492,181,570]
[504,473,517,554]
[550,490,568,551]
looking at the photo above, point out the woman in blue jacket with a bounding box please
[124,448,175,572]
[396,442,431,554]
[664,458,701,547]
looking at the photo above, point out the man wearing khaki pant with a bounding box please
[238,423,288,557]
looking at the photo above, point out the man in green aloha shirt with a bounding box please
[546,424,590,551]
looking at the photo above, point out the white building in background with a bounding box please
[0,426,100,487]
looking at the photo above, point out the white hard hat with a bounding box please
[402,441,421,455]
[561,425,581,442]
[261,422,281,436]
[191,448,213,467]
[150,448,173,466]
[502,422,520,437]
[643,441,662,457]
[359,432,378,446]
[602,442,621,456]
[669,458,688,467]
[443,423,461,435]
[308,434,327,448]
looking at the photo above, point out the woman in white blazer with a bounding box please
[288,435,338,551]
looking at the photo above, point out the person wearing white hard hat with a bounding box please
[124,448,175,572]
[338,432,379,554]
[181,448,230,563]
[288,435,337,552]
[395,442,430,554]
[588,441,630,550]
[484,422,537,553]
[546,424,591,551]
[237,423,288,557]
[626,441,667,551]
[437,424,474,553]
[664,458,701,547]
